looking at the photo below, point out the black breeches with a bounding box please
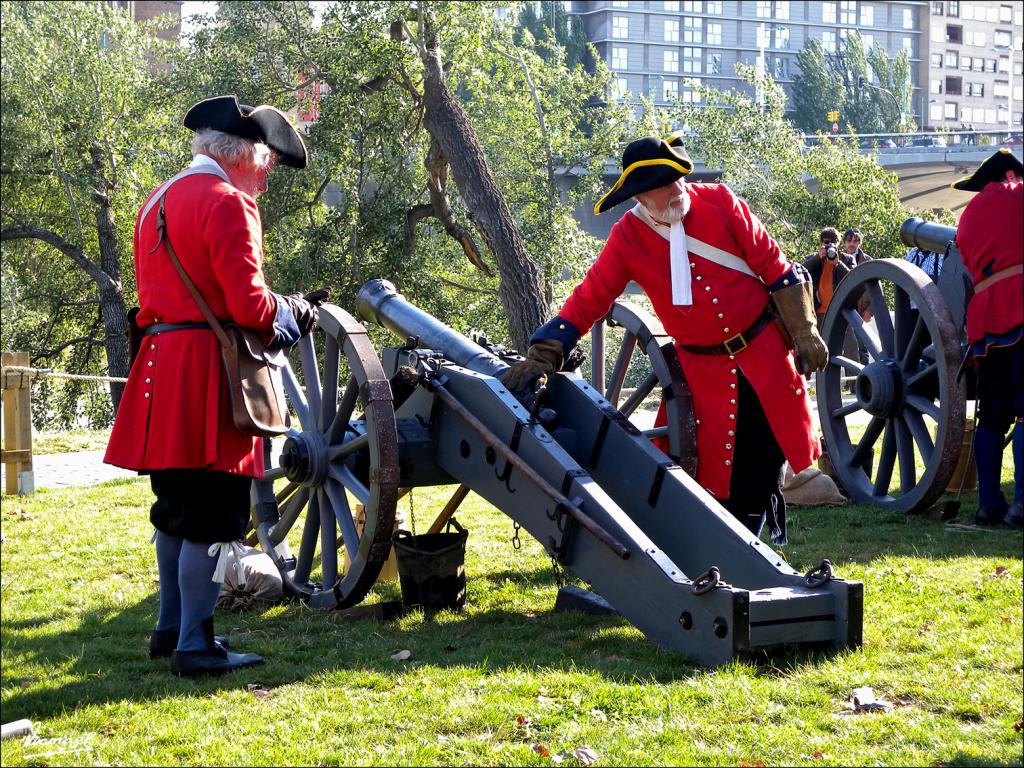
[976,338,1024,435]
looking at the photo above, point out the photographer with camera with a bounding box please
[802,228,849,323]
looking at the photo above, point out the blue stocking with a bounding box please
[1013,421,1023,506]
[974,425,1008,512]
[177,540,224,652]
[154,531,183,632]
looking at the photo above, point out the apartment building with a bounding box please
[922,1,1023,131]
[568,0,927,122]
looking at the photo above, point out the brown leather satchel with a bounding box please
[152,194,291,438]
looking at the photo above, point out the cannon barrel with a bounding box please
[900,216,957,254]
[356,279,509,379]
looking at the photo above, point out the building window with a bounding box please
[612,47,629,70]
[931,1,943,14]
[960,2,973,18]
[945,76,962,94]
[823,30,837,53]
[839,1,856,25]
[663,79,679,101]
[756,0,771,18]
[612,16,629,38]
[944,102,957,119]
[664,50,679,72]
[776,1,790,20]
[966,82,985,97]
[612,77,629,99]
[986,6,999,21]
[947,1,958,16]
[985,59,997,73]
[994,30,1011,47]
[682,0,702,11]
[902,36,913,54]
[612,0,629,7]
[664,0,679,10]
[929,103,943,120]
[999,57,1010,73]
[861,33,874,49]
[930,53,942,68]
[972,57,983,72]
[706,0,723,13]
[945,25,962,44]
[823,3,837,24]
[860,4,873,26]
[681,79,702,103]
[931,25,946,43]
[968,31,985,47]
[930,78,943,94]
[707,23,722,45]
[775,26,790,48]
[945,51,958,68]
[902,8,914,29]
[683,47,702,73]
[683,17,702,43]
[774,57,789,79]
[984,108,996,123]
[709,52,722,74]
[1000,4,1013,22]
[664,19,679,42]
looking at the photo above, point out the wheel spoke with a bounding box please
[300,335,323,427]
[319,335,340,432]
[907,362,938,388]
[262,465,286,483]
[282,364,311,431]
[273,486,310,542]
[329,377,359,445]
[605,331,637,406]
[328,462,370,506]
[903,410,935,465]
[318,488,338,589]
[873,420,896,496]
[642,425,669,440]
[843,307,882,361]
[892,286,914,362]
[293,489,321,585]
[619,370,658,417]
[894,418,917,495]
[906,393,941,421]
[324,478,360,565]
[328,431,369,461]
[899,314,928,371]
[829,354,865,375]
[831,399,864,419]
[864,281,894,357]
[849,416,885,470]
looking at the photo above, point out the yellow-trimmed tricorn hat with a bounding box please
[951,148,1023,191]
[594,133,694,215]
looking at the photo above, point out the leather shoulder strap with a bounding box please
[136,167,226,241]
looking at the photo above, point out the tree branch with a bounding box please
[1,226,116,292]
[36,336,105,360]
[438,276,499,295]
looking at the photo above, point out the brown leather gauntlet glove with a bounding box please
[772,281,828,374]
[502,339,564,392]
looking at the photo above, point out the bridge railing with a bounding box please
[800,129,1023,151]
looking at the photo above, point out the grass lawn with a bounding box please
[1,475,1021,766]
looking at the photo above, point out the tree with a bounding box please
[1,1,177,417]
[790,34,916,134]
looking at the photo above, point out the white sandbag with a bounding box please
[782,464,848,507]
[217,544,283,610]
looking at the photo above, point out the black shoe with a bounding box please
[1004,502,1024,530]
[975,505,1009,526]
[149,628,230,659]
[170,647,264,677]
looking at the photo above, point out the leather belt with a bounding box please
[142,322,211,336]
[973,264,1022,294]
[679,305,774,356]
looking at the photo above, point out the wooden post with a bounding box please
[2,351,35,495]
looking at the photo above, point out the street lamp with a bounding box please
[858,75,906,131]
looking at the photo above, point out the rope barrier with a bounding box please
[0,365,128,384]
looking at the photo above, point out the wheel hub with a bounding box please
[854,359,905,418]
[279,430,329,486]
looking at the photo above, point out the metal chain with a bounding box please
[549,554,566,590]
[407,489,417,537]
[511,521,522,550]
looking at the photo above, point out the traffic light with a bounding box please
[857,75,866,88]
[827,110,840,123]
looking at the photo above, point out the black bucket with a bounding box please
[391,518,468,612]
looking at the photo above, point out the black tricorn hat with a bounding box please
[951,148,1023,191]
[594,133,694,214]
[183,95,308,169]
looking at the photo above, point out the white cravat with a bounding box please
[189,153,231,183]
[631,203,692,306]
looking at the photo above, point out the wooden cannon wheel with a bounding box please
[816,259,966,513]
[600,300,696,476]
[251,304,399,608]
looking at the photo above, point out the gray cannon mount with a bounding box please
[249,279,862,666]
[814,217,969,514]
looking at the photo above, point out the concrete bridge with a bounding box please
[569,130,1022,239]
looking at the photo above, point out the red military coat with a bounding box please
[559,183,820,499]
[105,166,278,478]
[955,180,1024,346]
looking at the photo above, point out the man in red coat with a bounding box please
[505,135,827,543]
[105,95,321,675]
[952,149,1024,529]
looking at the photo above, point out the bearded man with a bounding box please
[504,135,827,543]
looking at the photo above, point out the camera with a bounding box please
[824,243,838,261]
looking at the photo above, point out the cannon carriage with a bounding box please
[247,279,862,667]
[814,217,974,514]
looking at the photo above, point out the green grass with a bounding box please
[30,429,110,455]
[1,479,1021,766]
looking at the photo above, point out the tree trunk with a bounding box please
[90,143,129,411]
[416,6,547,354]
